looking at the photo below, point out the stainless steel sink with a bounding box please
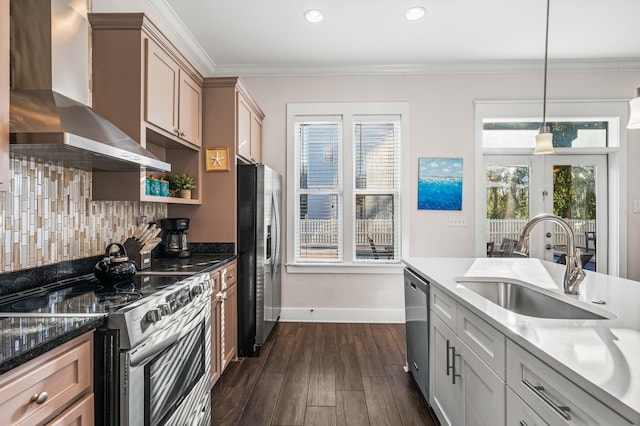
[456,280,610,320]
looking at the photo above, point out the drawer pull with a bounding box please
[523,379,571,420]
[452,348,461,385]
[226,274,233,280]
[30,391,48,405]
[446,340,453,376]
[413,361,419,371]
[519,421,528,426]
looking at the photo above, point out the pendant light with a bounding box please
[627,88,640,129]
[534,0,554,155]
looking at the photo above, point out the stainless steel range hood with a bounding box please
[9,0,170,172]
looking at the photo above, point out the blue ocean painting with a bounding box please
[418,158,463,210]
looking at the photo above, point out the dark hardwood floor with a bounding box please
[211,322,437,426]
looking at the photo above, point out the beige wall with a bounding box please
[0,157,166,272]
[242,71,640,320]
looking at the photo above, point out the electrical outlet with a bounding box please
[448,215,467,227]
[634,200,640,213]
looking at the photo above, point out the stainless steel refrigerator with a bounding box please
[237,163,282,356]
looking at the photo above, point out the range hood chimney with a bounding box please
[9,0,170,172]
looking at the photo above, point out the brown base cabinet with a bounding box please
[0,332,94,426]
[221,281,237,370]
[210,293,222,388]
[45,393,94,426]
[210,260,237,388]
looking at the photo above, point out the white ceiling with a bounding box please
[98,0,640,76]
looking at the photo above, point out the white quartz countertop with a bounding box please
[402,257,640,424]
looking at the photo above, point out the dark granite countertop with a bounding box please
[139,253,236,276]
[0,316,104,374]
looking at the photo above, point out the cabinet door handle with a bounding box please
[519,421,528,426]
[30,391,48,405]
[452,348,461,384]
[410,283,417,291]
[523,379,571,420]
[446,339,453,376]
[413,361,419,372]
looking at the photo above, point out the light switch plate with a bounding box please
[634,200,640,213]
[448,215,467,227]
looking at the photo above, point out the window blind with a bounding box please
[353,117,401,261]
[295,119,343,262]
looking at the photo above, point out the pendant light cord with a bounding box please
[542,0,550,129]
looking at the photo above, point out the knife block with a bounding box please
[123,238,150,270]
[136,251,152,270]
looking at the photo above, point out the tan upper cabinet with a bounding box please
[178,71,202,147]
[250,113,263,164]
[89,13,203,204]
[146,39,201,147]
[146,40,179,137]
[236,91,262,164]
[0,0,9,192]
[237,93,252,161]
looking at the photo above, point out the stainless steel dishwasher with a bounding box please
[404,268,429,401]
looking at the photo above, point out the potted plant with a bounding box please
[171,173,196,199]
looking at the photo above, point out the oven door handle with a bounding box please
[129,333,180,367]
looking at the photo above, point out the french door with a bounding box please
[483,154,608,273]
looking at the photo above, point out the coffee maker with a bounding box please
[160,218,191,258]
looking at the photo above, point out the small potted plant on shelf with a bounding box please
[171,173,196,199]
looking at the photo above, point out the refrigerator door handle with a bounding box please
[272,190,281,269]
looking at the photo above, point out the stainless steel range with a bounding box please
[113,272,212,426]
[0,272,213,426]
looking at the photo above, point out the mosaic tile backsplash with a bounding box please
[0,157,167,272]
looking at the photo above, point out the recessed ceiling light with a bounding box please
[304,9,324,23]
[405,6,426,21]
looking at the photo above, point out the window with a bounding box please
[483,120,610,148]
[287,103,407,270]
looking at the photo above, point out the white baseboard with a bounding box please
[279,308,405,323]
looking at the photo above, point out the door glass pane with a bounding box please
[551,164,597,271]
[486,165,529,257]
[355,195,395,260]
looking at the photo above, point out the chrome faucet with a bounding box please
[514,213,586,295]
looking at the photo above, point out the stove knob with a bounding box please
[146,308,161,323]
[191,284,203,297]
[158,303,171,316]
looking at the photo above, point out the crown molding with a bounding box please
[212,58,640,77]
[147,0,216,75]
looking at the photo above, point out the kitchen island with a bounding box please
[403,257,640,425]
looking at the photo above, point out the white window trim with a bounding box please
[286,102,410,274]
[473,99,629,277]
